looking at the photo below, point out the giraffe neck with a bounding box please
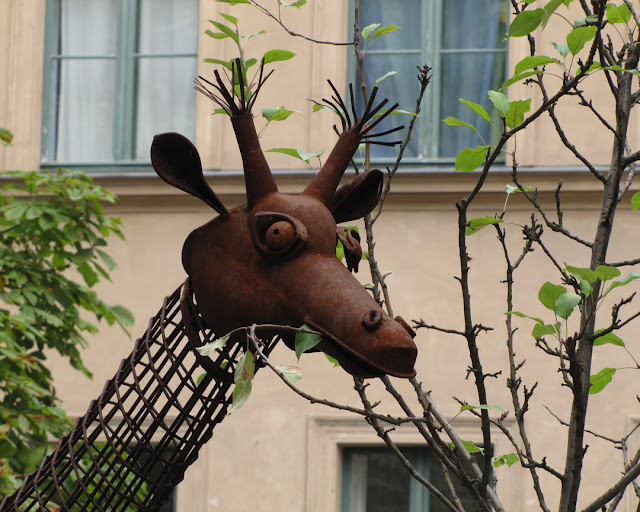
[1,281,278,512]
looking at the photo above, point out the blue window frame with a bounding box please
[341,446,481,512]
[351,0,508,164]
[41,0,199,170]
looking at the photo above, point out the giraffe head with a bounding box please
[150,62,417,378]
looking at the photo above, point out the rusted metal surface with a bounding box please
[0,282,279,511]
[171,60,418,378]
[1,60,418,511]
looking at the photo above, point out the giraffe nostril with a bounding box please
[362,309,384,331]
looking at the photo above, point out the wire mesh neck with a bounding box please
[0,279,280,512]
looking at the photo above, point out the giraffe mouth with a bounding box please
[305,320,417,379]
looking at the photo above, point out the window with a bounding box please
[352,0,508,163]
[41,0,199,168]
[341,446,480,512]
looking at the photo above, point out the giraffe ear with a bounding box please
[329,169,383,223]
[151,132,229,216]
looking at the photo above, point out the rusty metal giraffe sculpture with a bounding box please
[0,62,417,511]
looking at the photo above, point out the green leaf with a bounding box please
[208,20,239,43]
[275,365,304,382]
[505,98,532,129]
[372,108,418,118]
[578,61,603,76]
[551,41,570,58]
[604,64,640,77]
[280,0,307,7]
[589,367,616,394]
[506,311,545,325]
[575,13,599,26]
[514,55,562,75]
[455,146,489,172]
[532,322,561,338]
[500,70,542,91]
[606,2,631,24]
[465,216,503,236]
[541,0,566,29]
[566,25,597,55]
[361,23,380,41]
[564,264,597,284]
[632,191,640,210]
[505,184,534,195]
[79,262,98,287]
[0,127,13,146]
[242,30,267,41]
[197,334,231,357]
[554,293,581,319]
[263,49,296,64]
[493,453,519,468]
[294,325,323,360]
[538,282,567,311]
[459,404,503,412]
[267,147,301,159]
[219,13,238,24]
[96,249,117,271]
[373,24,401,39]
[593,331,625,347]
[326,354,341,367]
[298,148,325,162]
[451,440,484,454]
[508,8,545,37]
[196,373,207,386]
[488,90,510,117]
[375,71,397,86]
[229,378,252,413]
[203,58,234,71]
[235,350,255,383]
[0,437,17,458]
[595,265,621,282]
[266,147,324,162]
[216,0,250,4]
[443,116,478,134]
[607,272,640,291]
[261,106,300,122]
[459,99,492,123]
[111,305,135,329]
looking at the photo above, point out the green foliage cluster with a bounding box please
[0,143,133,497]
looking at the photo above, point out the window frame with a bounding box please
[347,0,508,166]
[41,0,199,172]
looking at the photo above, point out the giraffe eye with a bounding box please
[251,212,307,260]
[265,221,296,252]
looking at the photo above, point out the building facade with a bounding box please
[2,1,640,511]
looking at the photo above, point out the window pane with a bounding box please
[343,447,417,512]
[56,59,115,161]
[60,0,117,55]
[138,0,199,54]
[135,57,198,160]
[438,51,506,158]
[342,446,484,512]
[442,0,508,50]
[357,0,423,50]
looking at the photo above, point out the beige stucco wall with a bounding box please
[2,2,640,511]
[40,170,640,512]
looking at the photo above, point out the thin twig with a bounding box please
[246,0,353,45]
[353,378,462,512]
[245,325,427,426]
